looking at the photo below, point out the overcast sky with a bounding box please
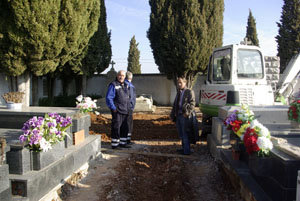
[104,0,284,73]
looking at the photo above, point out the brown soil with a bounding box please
[63,107,243,201]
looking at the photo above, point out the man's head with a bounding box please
[117,70,126,83]
[126,71,133,82]
[177,77,187,90]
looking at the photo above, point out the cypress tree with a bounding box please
[276,0,300,73]
[246,10,259,46]
[148,0,224,87]
[127,36,141,74]
[0,0,100,77]
[80,0,112,75]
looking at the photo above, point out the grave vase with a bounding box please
[231,135,245,160]
[31,141,64,170]
[72,113,91,137]
[6,102,22,110]
[248,154,273,177]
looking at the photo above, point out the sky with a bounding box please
[103,0,284,74]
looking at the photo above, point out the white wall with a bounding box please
[0,73,206,106]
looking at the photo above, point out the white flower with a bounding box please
[94,111,100,115]
[259,125,270,137]
[250,119,261,129]
[50,127,57,134]
[257,137,273,150]
[76,95,83,102]
[39,138,52,152]
[84,97,92,102]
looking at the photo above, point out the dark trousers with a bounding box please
[111,111,128,148]
[127,112,133,143]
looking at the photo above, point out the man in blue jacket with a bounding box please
[106,70,131,149]
[125,71,136,145]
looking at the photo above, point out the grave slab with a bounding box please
[9,135,101,201]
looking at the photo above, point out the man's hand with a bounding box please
[113,110,117,113]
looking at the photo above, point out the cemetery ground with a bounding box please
[62,107,244,201]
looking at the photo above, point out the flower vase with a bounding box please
[31,141,64,170]
[231,135,242,160]
[291,121,300,129]
[6,102,22,110]
[231,148,240,160]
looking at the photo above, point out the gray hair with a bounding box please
[117,70,126,76]
[126,71,133,80]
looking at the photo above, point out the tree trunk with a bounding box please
[62,77,71,97]
[31,75,39,106]
[8,76,17,92]
[47,75,54,99]
[17,71,30,107]
[75,75,83,95]
[82,75,87,96]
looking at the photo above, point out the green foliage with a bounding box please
[147,0,224,87]
[81,0,112,76]
[276,0,300,73]
[246,10,259,46]
[127,36,141,74]
[0,0,100,76]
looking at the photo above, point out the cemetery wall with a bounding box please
[0,73,205,106]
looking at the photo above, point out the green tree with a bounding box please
[276,0,300,73]
[147,0,224,87]
[60,0,112,96]
[80,0,112,76]
[127,36,141,74]
[0,0,100,77]
[246,10,259,46]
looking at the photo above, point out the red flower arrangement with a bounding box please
[288,100,300,123]
[243,128,260,154]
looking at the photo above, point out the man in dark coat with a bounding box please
[170,77,199,155]
[106,70,131,149]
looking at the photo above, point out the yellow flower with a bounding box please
[236,123,250,137]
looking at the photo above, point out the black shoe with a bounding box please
[127,141,134,145]
[120,144,131,148]
[112,146,122,150]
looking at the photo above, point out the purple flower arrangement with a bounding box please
[19,113,72,152]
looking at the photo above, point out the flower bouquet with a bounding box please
[243,120,273,156]
[224,105,273,158]
[224,104,255,137]
[19,113,72,152]
[76,95,99,115]
[288,100,300,127]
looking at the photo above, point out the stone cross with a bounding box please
[110,60,116,69]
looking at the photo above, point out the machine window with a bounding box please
[212,49,231,81]
[237,49,263,79]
